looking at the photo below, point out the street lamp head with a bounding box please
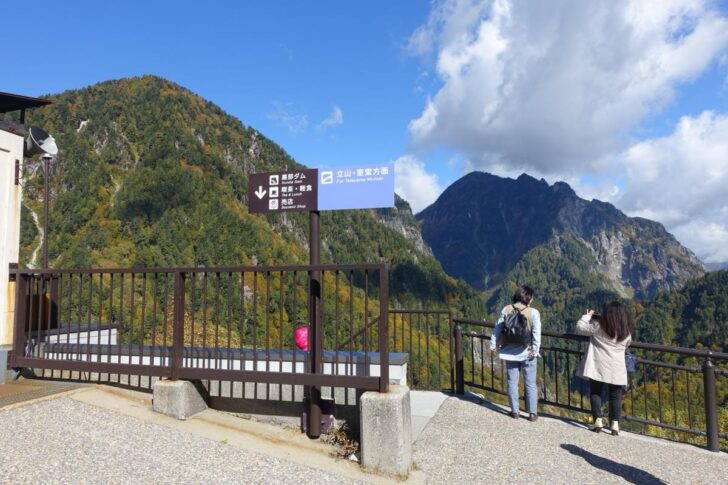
[24,126,58,158]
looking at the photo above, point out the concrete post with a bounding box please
[152,379,208,420]
[0,349,10,383]
[359,385,412,477]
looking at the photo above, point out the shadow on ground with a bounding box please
[561,444,667,484]
[450,391,590,427]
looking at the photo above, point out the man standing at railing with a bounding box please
[489,285,542,421]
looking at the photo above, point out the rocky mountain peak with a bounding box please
[418,171,705,298]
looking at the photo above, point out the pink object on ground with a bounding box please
[294,326,309,351]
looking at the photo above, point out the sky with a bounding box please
[3,0,728,263]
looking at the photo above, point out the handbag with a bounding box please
[623,350,638,392]
[625,350,638,373]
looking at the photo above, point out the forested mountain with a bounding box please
[638,270,728,351]
[16,75,480,313]
[418,172,705,310]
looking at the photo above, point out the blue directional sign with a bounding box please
[317,163,395,211]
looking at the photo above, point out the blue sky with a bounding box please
[3,1,445,176]
[4,1,728,262]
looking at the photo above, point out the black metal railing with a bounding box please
[10,264,390,402]
[453,317,728,452]
[388,310,453,391]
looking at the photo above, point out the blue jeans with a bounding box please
[506,358,538,414]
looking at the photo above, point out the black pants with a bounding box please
[589,380,623,422]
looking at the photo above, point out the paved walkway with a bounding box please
[1,383,726,484]
[410,391,449,443]
[0,377,83,407]
[0,385,386,484]
[412,394,728,484]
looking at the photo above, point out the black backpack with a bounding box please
[502,305,532,346]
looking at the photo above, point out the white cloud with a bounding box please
[563,176,621,203]
[615,111,728,262]
[406,0,728,261]
[267,102,309,133]
[408,0,728,173]
[318,105,344,129]
[394,156,445,213]
[673,221,728,264]
[407,0,491,57]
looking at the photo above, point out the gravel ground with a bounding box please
[413,396,728,485]
[0,397,364,485]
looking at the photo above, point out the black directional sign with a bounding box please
[248,169,319,214]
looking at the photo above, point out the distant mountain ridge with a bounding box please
[417,172,705,300]
[706,262,728,271]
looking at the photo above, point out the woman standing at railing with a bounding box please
[576,302,632,436]
[489,285,542,422]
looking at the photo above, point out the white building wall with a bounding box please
[45,328,118,345]
[0,129,24,351]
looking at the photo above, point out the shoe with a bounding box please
[611,421,620,436]
[510,412,519,419]
[528,413,538,422]
[591,417,603,432]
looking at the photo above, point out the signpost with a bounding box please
[247,165,393,439]
[248,168,318,214]
[318,163,394,211]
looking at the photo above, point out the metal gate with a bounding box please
[9,264,389,400]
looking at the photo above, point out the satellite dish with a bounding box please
[24,126,58,157]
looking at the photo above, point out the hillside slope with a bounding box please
[18,75,480,312]
[638,270,728,351]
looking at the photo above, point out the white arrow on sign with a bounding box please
[255,186,267,199]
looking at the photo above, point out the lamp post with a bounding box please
[41,153,53,270]
[23,126,57,270]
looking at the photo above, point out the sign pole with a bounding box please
[247,166,394,439]
[306,210,322,438]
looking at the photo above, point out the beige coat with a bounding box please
[575,315,631,386]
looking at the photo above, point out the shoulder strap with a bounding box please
[520,307,533,327]
[521,307,535,347]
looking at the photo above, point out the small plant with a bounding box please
[323,423,359,458]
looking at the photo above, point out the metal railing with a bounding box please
[453,317,728,452]
[389,310,453,391]
[10,264,390,402]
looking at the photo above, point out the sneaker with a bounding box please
[591,417,603,432]
[611,421,620,436]
[528,413,538,422]
[510,411,519,419]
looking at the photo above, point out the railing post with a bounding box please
[702,353,719,452]
[11,273,30,366]
[49,275,59,329]
[378,266,389,393]
[454,323,464,395]
[171,271,186,380]
[448,312,455,393]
